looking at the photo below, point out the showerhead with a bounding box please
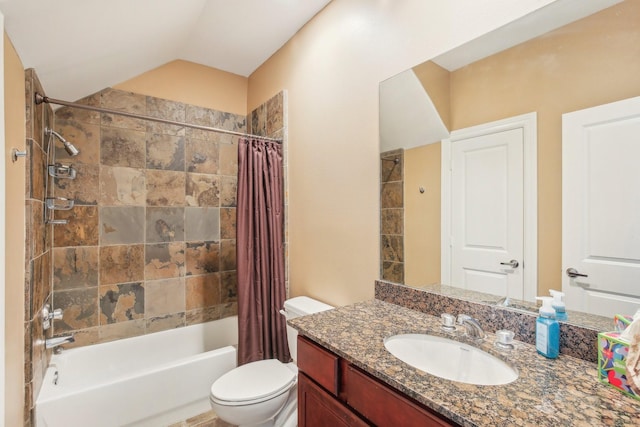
[61,139,80,156]
[46,127,80,156]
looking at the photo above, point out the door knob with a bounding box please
[500,259,519,268]
[566,268,588,278]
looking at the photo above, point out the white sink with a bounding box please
[384,334,518,386]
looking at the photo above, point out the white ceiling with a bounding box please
[0,0,332,102]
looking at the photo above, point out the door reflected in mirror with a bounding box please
[379,0,640,319]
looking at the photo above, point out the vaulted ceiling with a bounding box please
[1,0,332,101]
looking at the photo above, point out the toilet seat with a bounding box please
[210,359,297,406]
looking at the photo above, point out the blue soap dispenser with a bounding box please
[549,290,568,321]
[535,296,559,359]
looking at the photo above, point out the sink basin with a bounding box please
[384,334,518,386]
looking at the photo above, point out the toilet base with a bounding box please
[271,385,297,427]
[211,384,297,427]
[226,385,297,427]
[239,420,275,427]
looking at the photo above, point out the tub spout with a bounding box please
[45,335,75,349]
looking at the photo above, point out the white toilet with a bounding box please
[210,296,333,427]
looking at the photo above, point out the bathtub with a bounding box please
[36,317,238,427]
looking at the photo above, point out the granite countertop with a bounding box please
[289,299,640,427]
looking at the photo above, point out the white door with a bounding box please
[450,127,524,298]
[443,113,537,301]
[562,96,640,317]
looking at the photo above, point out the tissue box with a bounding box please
[614,314,634,332]
[598,331,639,400]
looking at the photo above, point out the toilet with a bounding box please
[210,296,333,427]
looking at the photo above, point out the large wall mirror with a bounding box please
[379,0,640,319]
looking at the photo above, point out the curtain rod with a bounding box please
[35,93,283,143]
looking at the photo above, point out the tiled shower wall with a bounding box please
[47,88,285,346]
[380,149,404,284]
[48,88,241,345]
[24,69,55,427]
[247,91,289,293]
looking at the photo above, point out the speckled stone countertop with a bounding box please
[375,280,610,363]
[289,299,640,427]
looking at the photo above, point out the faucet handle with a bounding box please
[441,313,456,331]
[42,304,64,330]
[42,304,52,330]
[495,330,515,349]
[50,308,64,320]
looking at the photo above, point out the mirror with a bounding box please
[379,0,640,320]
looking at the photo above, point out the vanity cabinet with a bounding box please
[297,336,457,427]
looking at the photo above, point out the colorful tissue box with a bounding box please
[598,331,639,400]
[615,314,634,332]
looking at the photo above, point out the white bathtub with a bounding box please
[36,317,238,427]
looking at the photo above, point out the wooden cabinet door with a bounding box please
[298,373,368,427]
[344,365,455,427]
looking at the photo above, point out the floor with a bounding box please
[169,410,236,427]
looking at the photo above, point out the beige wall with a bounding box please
[449,1,640,296]
[247,0,558,306]
[4,32,26,427]
[114,59,248,115]
[404,143,440,286]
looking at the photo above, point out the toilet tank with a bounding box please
[281,296,333,362]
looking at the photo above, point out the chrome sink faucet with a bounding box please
[457,315,486,340]
[495,296,510,307]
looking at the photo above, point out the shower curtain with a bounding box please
[237,138,290,365]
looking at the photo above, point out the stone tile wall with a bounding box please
[380,149,404,283]
[49,88,250,346]
[24,68,55,426]
[47,89,286,347]
[247,91,288,293]
[21,81,285,424]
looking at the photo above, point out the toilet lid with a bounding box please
[211,359,296,404]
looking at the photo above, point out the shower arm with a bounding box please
[35,93,283,143]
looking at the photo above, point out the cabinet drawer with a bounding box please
[297,336,339,395]
[345,364,455,427]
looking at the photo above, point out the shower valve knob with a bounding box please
[50,308,64,320]
[42,304,64,330]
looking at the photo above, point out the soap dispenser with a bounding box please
[535,296,559,359]
[549,290,568,321]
